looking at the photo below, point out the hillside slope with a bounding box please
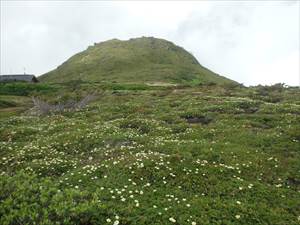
[40,37,235,85]
[1,85,300,224]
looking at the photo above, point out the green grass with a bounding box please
[0,82,58,96]
[0,84,299,224]
[39,37,235,85]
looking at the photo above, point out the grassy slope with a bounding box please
[0,84,299,224]
[39,37,235,85]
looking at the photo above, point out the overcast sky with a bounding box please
[1,1,299,86]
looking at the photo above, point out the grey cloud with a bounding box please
[1,1,299,86]
[175,3,253,50]
[1,2,130,75]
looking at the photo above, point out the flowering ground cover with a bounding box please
[0,84,299,224]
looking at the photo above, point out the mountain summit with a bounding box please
[40,37,235,85]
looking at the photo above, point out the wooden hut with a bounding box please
[0,74,38,83]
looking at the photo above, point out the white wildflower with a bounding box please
[169,217,176,223]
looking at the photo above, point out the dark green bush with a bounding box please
[0,99,17,108]
[0,83,56,96]
[119,118,151,133]
[0,172,108,225]
[181,112,214,125]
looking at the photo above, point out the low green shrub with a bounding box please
[0,99,17,108]
[0,83,57,96]
[119,118,152,134]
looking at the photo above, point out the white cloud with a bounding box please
[0,1,299,86]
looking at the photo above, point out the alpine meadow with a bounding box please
[0,36,299,225]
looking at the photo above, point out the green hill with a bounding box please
[39,37,235,85]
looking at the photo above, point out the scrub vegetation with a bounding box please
[0,81,299,225]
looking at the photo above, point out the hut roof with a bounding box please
[0,74,38,82]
